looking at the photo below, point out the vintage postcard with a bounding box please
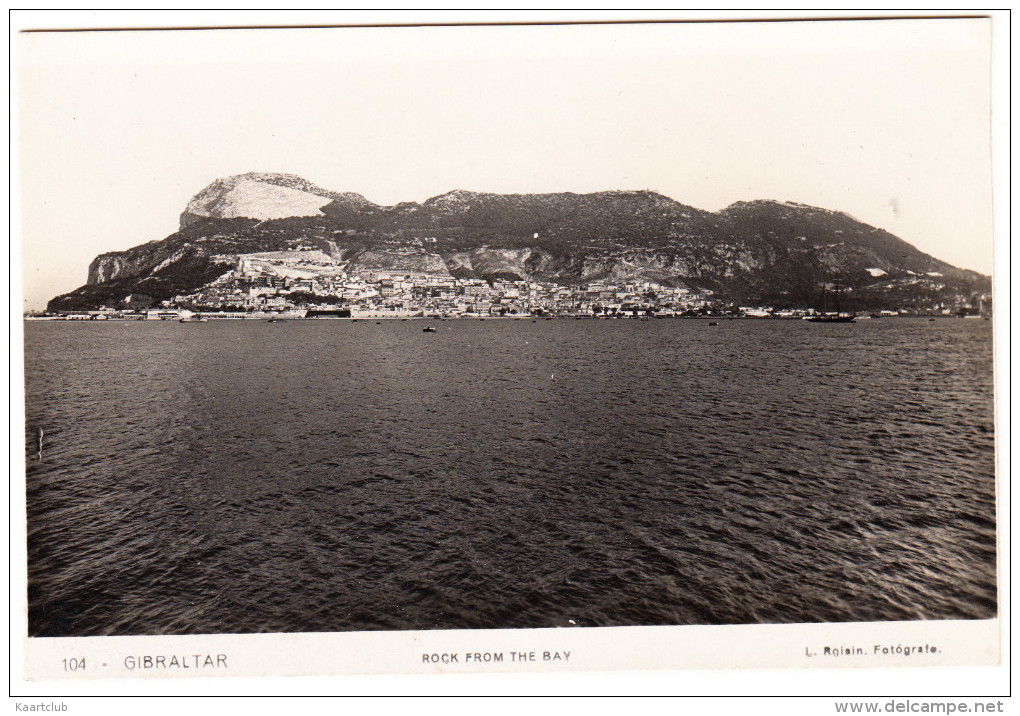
[11,12,1007,696]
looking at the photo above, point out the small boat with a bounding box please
[423,326,437,333]
[708,321,719,326]
[806,313,856,323]
[807,279,856,323]
[179,317,207,322]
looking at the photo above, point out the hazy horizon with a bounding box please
[17,19,995,310]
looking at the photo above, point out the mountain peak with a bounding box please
[213,172,340,197]
[180,173,372,229]
[724,198,842,213]
[424,189,489,205]
[233,171,313,184]
[723,199,869,226]
[46,175,989,313]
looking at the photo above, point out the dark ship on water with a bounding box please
[806,281,856,323]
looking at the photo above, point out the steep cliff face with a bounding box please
[346,250,453,278]
[179,172,375,229]
[88,252,152,285]
[49,172,990,311]
[443,248,546,282]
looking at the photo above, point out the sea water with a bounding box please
[23,318,996,636]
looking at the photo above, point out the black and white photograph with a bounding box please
[13,13,1004,690]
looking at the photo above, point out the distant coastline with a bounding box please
[25,309,988,322]
[47,174,991,316]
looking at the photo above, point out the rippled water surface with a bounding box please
[24,318,996,636]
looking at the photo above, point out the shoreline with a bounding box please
[23,314,987,322]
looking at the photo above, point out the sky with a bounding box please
[15,18,995,311]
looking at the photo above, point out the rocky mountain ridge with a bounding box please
[178,172,375,229]
[48,173,989,311]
